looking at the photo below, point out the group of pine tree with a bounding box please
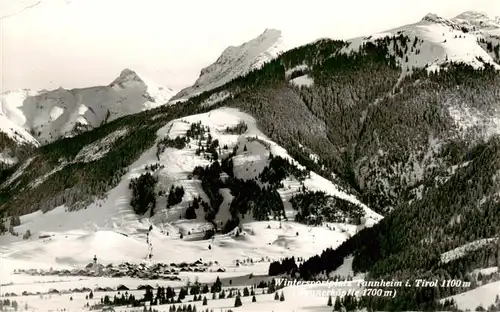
[0,298,22,311]
[82,276,289,311]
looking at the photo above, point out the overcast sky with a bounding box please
[1,0,499,92]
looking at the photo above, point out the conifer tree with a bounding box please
[202,284,209,293]
[178,287,187,301]
[213,276,222,293]
[334,296,341,311]
[268,279,276,293]
[234,295,242,307]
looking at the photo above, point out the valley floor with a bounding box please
[0,213,361,311]
[2,222,498,312]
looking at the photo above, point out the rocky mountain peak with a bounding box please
[109,68,146,89]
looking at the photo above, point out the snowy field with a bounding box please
[0,221,362,311]
[0,279,352,312]
[442,281,500,312]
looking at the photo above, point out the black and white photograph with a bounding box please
[0,0,499,311]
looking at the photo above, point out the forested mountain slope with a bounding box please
[1,11,498,227]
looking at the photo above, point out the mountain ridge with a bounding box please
[0,69,175,167]
[169,28,293,102]
[170,10,500,106]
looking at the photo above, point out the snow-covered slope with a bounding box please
[0,89,40,145]
[0,112,38,147]
[170,29,294,102]
[0,114,38,167]
[452,11,500,32]
[0,90,40,166]
[453,12,500,63]
[441,281,500,311]
[152,107,381,226]
[346,11,500,74]
[0,107,381,267]
[0,69,175,144]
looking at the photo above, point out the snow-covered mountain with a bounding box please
[452,11,500,32]
[0,69,175,146]
[346,11,500,74]
[1,11,500,312]
[171,11,499,106]
[170,29,293,102]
